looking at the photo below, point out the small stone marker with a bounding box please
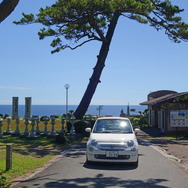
[6,144,12,171]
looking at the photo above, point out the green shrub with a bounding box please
[0,114,3,119]
[129,113,149,129]
[138,115,149,128]
[40,116,50,121]
[133,117,139,126]
[4,114,9,119]
[140,124,149,128]
[0,175,11,188]
[74,120,90,137]
[129,115,141,118]
[128,117,134,123]
[129,117,140,129]
[50,115,61,119]
[66,121,72,133]
[56,134,69,144]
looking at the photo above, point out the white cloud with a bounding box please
[0,86,35,90]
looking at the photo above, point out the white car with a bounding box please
[85,117,139,166]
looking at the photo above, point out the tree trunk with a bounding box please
[0,0,19,23]
[74,12,120,119]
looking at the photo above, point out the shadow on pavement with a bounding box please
[83,161,138,171]
[44,175,168,188]
[14,173,168,188]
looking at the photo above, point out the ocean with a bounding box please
[0,105,147,117]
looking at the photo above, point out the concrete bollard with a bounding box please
[6,144,12,171]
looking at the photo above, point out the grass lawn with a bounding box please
[0,119,86,184]
[160,134,188,140]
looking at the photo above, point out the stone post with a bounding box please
[6,116,12,134]
[0,117,3,139]
[70,116,76,135]
[6,144,12,171]
[35,116,40,135]
[60,116,65,134]
[14,116,20,136]
[29,116,36,138]
[43,116,49,136]
[24,116,29,137]
[50,116,56,136]
[4,115,13,135]
[25,97,31,118]
[12,97,18,120]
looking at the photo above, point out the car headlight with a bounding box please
[127,140,134,147]
[91,139,98,147]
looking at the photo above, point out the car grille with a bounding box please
[94,154,130,160]
[98,143,127,151]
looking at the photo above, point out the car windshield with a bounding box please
[93,119,133,133]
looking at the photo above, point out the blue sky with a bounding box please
[1,0,188,105]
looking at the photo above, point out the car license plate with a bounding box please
[106,151,118,158]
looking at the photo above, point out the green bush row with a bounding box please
[129,113,149,129]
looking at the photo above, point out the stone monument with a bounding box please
[12,97,18,120]
[25,97,31,118]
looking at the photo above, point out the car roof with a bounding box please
[97,117,129,120]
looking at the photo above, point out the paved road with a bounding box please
[13,140,188,188]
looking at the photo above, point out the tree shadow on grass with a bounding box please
[0,135,68,157]
[12,147,61,157]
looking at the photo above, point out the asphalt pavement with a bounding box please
[12,141,188,188]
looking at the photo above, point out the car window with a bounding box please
[93,119,133,133]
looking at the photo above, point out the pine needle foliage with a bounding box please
[14,0,188,54]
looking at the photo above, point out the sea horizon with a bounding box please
[0,104,147,117]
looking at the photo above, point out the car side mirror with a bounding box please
[85,127,91,133]
[134,128,140,135]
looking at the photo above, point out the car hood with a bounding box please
[89,133,136,143]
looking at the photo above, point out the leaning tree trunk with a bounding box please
[74,13,120,119]
[0,0,19,23]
